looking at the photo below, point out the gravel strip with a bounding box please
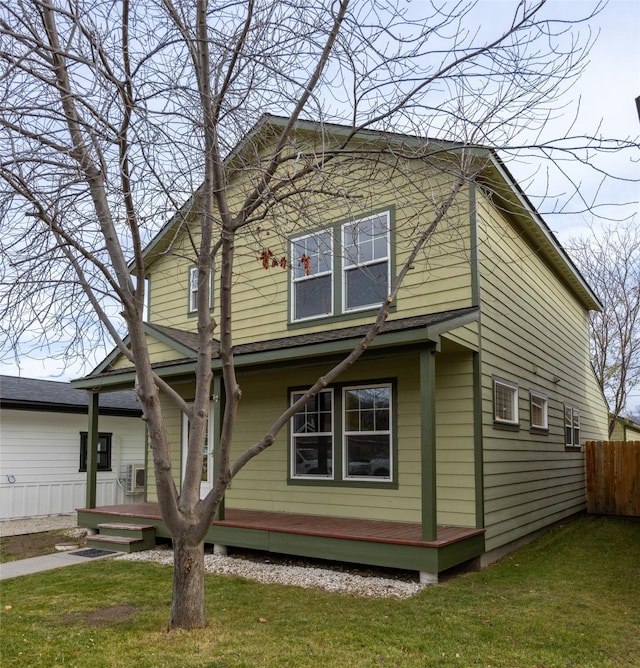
[0,514,78,537]
[118,549,425,599]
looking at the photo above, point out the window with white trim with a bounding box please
[530,391,548,430]
[291,230,333,321]
[564,405,580,447]
[343,384,392,480]
[290,211,391,322]
[188,266,213,313]
[289,382,394,483]
[290,389,333,478]
[342,213,390,312]
[494,379,519,425]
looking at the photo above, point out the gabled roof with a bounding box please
[133,114,600,311]
[0,375,141,415]
[72,306,480,389]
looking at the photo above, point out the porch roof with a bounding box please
[72,306,479,390]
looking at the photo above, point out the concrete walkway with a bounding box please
[0,549,118,580]
[0,513,118,581]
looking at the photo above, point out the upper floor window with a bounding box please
[342,213,390,312]
[291,231,333,321]
[564,404,580,448]
[188,266,213,314]
[290,211,391,323]
[79,432,112,472]
[530,390,548,430]
[494,378,519,426]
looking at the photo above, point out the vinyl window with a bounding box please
[290,389,333,478]
[79,432,112,472]
[291,231,333,321]
[342,212,390,312]
[494,379,519,425]
[530,391,548,430]
[564,405,580,447]
[289,382,394,483]
[290,211,391,322]
[343,384,392,480]
[188,266,213,313]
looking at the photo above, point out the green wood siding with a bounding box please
[144,160,474,347]
[610,420,640,441]
[435,352,476,526]
[211,351,477,526]
[476,193,608,552]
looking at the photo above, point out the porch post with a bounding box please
[420,347,437,541]
[85,391,99,509]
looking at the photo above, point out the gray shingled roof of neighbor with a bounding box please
[0,374,141,414]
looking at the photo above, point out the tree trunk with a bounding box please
[169,536,207,630]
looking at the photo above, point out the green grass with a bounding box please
[1,515,639,667]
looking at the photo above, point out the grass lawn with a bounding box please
[1,514,638,667]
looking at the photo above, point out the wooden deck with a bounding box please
[77,503,483,548]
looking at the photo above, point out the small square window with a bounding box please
[530,391,548,430]
[79,432,112,472]
[494,379,519,425]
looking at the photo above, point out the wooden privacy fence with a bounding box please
[585,441,640,516]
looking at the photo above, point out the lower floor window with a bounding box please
[291,389,333,477]
[290,382,393,482]
[79,432,112,472]
[344,385,391,479]
[564,405,580,447]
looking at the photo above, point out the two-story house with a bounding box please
[72,116,608,582]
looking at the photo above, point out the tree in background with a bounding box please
[1,0,638,629]
[568,223,640,436]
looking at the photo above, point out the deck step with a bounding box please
[97,522,155,532]
[87,522,157,553]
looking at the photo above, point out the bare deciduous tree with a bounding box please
[568,223,640,436]
[1,0,637,629]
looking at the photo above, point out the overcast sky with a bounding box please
[1,0,638,409]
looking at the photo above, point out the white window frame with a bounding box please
[341,212,390,313]
[494,378,519,425]
[564,404,581,447]
[342,383,393,482]
[290,230,334,322]
[530,390,548,430]
[290,389,334,479]
[189,267,199,312]
[188,266,212,314]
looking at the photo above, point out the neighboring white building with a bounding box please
[0,375,145,520]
